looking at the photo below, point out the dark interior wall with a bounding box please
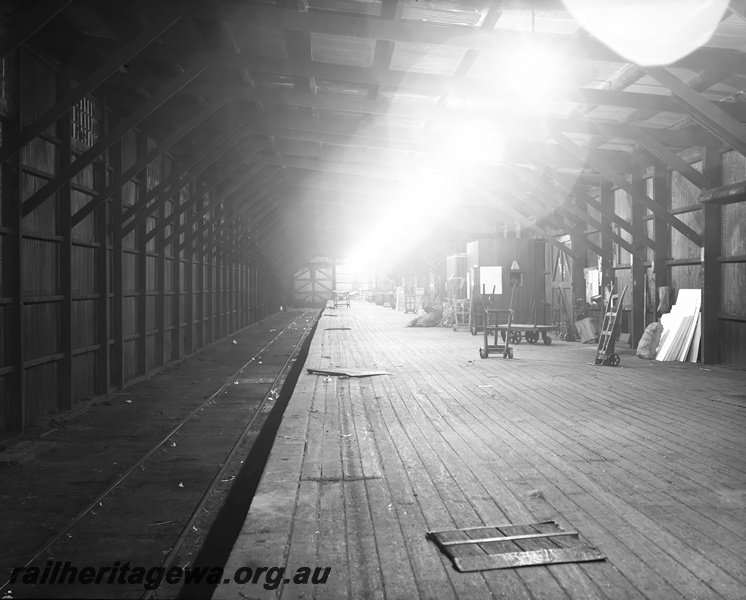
[0,49,281,432]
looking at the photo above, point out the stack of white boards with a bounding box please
[655,289,702,362]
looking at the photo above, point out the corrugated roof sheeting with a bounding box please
[310,33,377,68]
[307,0,383,17]
[400,0,489,27]
[494,8,580,35]
[389,41,468,76]
[234,25,288,58]
[251,72,296,90]
[708,13,746,51]
[378,87,442,105]
[315,79,370,97]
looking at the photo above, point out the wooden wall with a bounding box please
[575,146,745,367]
[0,50,281,432]
[719,151,746,367]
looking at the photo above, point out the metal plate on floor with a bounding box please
[307,367,391,377]
[427,520,605,572]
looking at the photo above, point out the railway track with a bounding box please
[2,309,319,599]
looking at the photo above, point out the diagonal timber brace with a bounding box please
[22,60,209,218]
[0,17,181,166]
[71,98,228,227]
[642,66,746,159]
[552,131,702,247]
[115,122,257,237]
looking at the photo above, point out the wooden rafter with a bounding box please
[22,61,209,217]
[643,66,746,159]
[115,122,258,236]
[0,17,180,165]
[552,131,703,247]
[71,97,227,227]
[0,0,72,59]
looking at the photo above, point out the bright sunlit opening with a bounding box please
[511,51,561,95]
[345,170,457,271]
[562,0,729,65]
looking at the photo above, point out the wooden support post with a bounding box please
[630,153,647,348]
[111,136,124,389]
[0,18,180,166]
[95,98,110,395]
[136,134,148,377]
[155,189,166,367]
[214,204,223,339]
[600,180,615,296]
[570,206,587,315]
[171,190,183,361]
[5,49,24,430]
[197,202,206,348]
[58,69,74,410]
[701,143,722,364]
[652,159,670,304]
[71,100,228,227]
[184,203,194,354]
[22,62,209,218]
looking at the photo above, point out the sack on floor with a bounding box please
[407,310,443,327]
[637,322,663,359]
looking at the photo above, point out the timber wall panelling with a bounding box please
[0,51,281,433]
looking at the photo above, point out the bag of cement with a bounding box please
[637,322,663,359]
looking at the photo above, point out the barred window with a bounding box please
[71,96,98,147]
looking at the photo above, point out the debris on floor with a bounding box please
[307,367,391,378]
[427,520,605,572]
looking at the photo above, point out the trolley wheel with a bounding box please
[525,331,539,344]
[453,324,458,332]
[507,347,514,359]
[509,330,522,344]
[479,347,486,359]
[471,326,477,336]
[559,333,566,341]
[565,331,575,342]
[543,335,552,346]
[606,353,620,366]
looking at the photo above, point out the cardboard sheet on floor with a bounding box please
[307,367,391,377]
[427,520,605,572]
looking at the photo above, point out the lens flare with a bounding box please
[562,0,729,65]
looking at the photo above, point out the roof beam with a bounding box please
[636,131,713,190]
[150,147,271,244]
[552,130,702,247]
[22,60,209,217]
[0,17,180,165]
[116,121,257,237]
[71,95,228,227]
[164,159,276,248]
[642,66,746,158]
[471,185,582,261]
[500,164,636,255]
[0,0,72,60]
[120,0,746,74]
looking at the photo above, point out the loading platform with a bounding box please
[217,302,746,600]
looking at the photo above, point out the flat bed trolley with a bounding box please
[497,323,555,345]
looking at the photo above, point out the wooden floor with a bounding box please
[216,301,746,600]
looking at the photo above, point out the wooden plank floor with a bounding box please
[216,301,746,600]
